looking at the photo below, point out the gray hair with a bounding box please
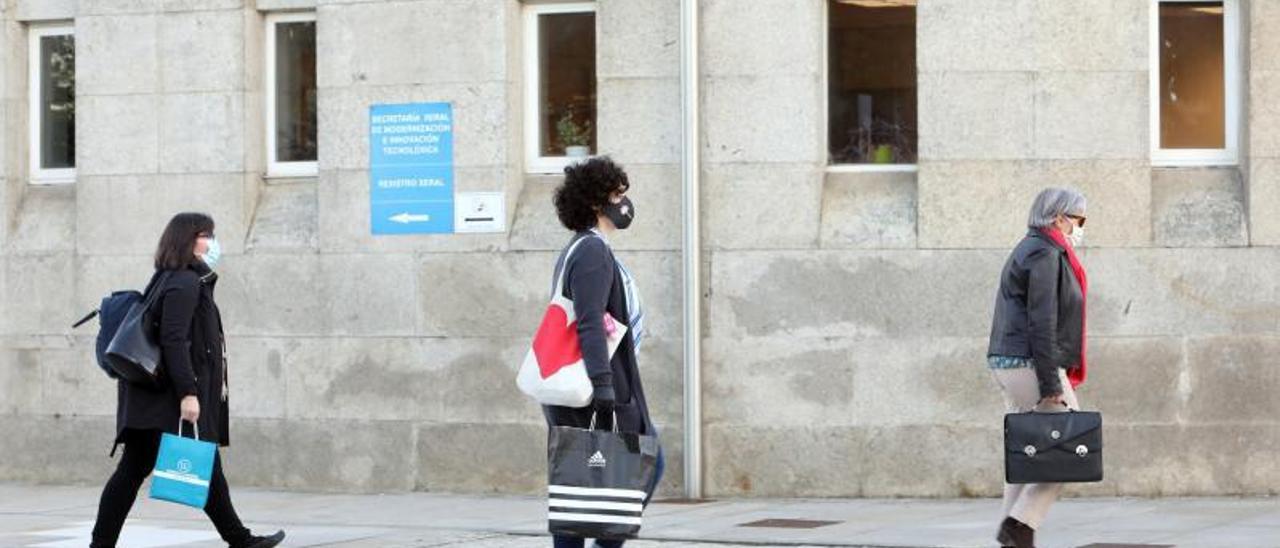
[1027,187,1087,229]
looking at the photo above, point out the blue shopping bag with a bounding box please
[149,420,216,509]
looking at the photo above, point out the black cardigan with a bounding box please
[542,231,655,435]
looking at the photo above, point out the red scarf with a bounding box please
[1040,227,1088,388]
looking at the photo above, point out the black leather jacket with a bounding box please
[988,229,1084,397]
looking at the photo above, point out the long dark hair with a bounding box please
[155,212,215,270]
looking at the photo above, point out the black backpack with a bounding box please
[73,273,170,383]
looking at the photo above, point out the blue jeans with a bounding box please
[552,444,665,548]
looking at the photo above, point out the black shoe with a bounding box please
[233,530,285,548]
[996,522,1015,547]
[998,517,1034,548]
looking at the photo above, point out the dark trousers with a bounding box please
[552,444,666,548]
[91,429,251,548]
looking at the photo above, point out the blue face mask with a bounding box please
[201,237,222,270]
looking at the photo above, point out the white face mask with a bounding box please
[201,237,222,270]
[1068,225,1085,247]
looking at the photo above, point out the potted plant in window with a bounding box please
[556,109,592,158]
[872,144,894,164]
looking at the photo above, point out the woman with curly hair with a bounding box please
[545,157,663,548]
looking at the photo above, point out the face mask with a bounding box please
[603,196,635,230]
[201,237,222,270]
[1068,225,1085,247]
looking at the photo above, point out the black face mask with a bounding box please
[602,196,635,230]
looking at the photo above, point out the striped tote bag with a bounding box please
[547,420,660,539]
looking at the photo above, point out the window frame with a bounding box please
[28,23,76,185]
[1149,0,1242,167]
[265,11,319,178]
[822,0,919,173]
[523,2,598,175]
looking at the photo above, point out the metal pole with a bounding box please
[679,0,703,501]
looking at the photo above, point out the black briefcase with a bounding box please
[1004,410,1103,484]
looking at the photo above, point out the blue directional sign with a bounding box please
[370,102,454,235]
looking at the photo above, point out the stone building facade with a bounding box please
[1,0,1277,498]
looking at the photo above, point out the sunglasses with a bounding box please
[1066,214,1087,228]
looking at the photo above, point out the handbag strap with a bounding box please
[71,309,100,329]
[553,234,603,298]
[142,270,176,310]
[588,411,619,433]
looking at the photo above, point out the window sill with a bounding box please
[527,155,590,176]
[1151,152,1238,168]
[29,172,76,185]
[1152,161,1239,169]
[264,172,319,179]
[826,164,918,173]
[265,162,319,179]
[262,174,320,186]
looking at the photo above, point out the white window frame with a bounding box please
[28,23,76,185]
[523,2,598,175]
[265,11,318,178]
[1149,0,1241,167]
[822,0,918,173]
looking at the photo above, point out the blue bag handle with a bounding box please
[177,418,200,440]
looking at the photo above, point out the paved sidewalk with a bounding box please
[0,483,1275,548]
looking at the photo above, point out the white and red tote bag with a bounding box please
[517,236,628,408]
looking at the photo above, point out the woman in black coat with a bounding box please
[546,158,663,548]
[91,212,284,548]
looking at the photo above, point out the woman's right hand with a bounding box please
[591,385,616,414]
[1038,393,1066,409]
[180,395,200,424]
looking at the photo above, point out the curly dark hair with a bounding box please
[554,156,630,232]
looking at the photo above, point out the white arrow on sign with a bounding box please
[390,213,431,224]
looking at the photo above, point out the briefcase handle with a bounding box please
[177,418,200,440]
[1027,402,1083,414]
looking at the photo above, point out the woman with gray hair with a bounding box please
[986,187,1090,548]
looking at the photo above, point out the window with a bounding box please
[524,3,597,174]
[826,0,917,170]
[28,24,76,184]
[1151,0,1240,166]
[266,12,318,177]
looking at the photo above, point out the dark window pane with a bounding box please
[828,1,916,165]
[39,34,75,170]
[275,21,318,163]
[539,12,596,157]
[1159,2,1225,149]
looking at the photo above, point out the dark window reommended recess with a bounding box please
[273,19,318,164]
[1158,2,1225,150]
[538,11,597,158]
[828,0,917,166]
[36,31,76,173]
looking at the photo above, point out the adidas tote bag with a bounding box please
[547,414,660,540]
